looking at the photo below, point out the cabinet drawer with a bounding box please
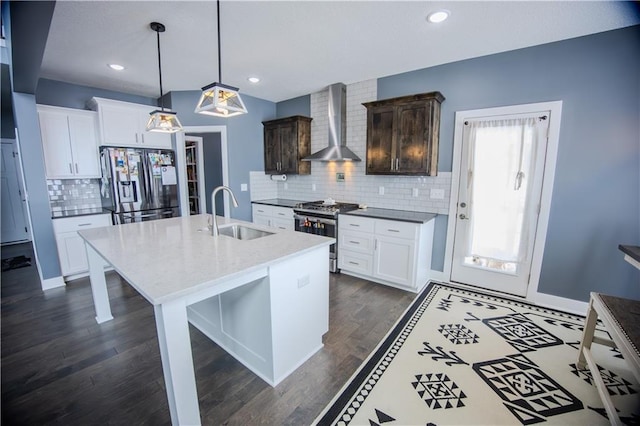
[339,215,374,233]
[374,219,417,239]
[252,204,274,217]
[53,214,111,233]
[339,250,373,275]
[340,230,374,254]
[271,206,293,219]
[271,217,294,231]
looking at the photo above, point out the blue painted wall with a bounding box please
[12,93,62,279]
[167,91,276,221]
[276,95,310,118]
[378,26,640,301]
[36,78,156,109]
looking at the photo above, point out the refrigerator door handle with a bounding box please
[144,151,154,205]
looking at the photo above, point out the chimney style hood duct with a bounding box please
[303,83,361,162]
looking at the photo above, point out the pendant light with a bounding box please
[194,0,247,117]
[146,22,183,133]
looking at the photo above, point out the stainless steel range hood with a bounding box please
[302,83,361,162]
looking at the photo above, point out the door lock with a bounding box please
[460,202,467,208]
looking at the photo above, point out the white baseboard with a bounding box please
[429,270,448,283]
[41,276,66,290]
[534,292,588,316]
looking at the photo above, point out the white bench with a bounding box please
[577,293,640,425]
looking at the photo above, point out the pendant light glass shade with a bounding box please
[146,110,183,132]
[147,22,183,133]
[194,82,247,117]
[195,0,247,118]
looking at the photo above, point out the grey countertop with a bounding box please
[342,208,437,224]
[619,245,640,264]
[251,199,306,208]
[51,208,110,219]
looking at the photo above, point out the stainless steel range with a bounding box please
[293,200,359,272]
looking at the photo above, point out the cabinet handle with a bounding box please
[349,241,360,244]
[141,134,145,144]
[349,223,360,227]
[69,163,73,173]
[75,163,79,173]
[396,158,399,171]
[348,261,359,265]
[390,157,394,171]
[77,223,92,227]
[387,229,400,233]
[375,239,378,250]
[135,133,139,143]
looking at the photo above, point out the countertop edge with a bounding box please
[619,244,640,263]
[342,209,437,224]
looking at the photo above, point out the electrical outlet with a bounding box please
[379,186,385,195]
[297,275,310,288]
[430,188,445,200]
[412,188,419,197]
[240,183,248,192]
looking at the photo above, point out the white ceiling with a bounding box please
[40,1,639,103]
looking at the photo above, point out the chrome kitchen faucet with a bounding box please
[210,186,239,236]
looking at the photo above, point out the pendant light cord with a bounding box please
[217,0,222,83]
[156,28,165,111]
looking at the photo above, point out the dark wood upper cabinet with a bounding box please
[262,116,312,175]
[363,91,444,176]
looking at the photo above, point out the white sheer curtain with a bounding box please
[464,117,542,264]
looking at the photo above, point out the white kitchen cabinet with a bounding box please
[53,214,111,278]
[37,105,100,179]
[338,214,434,292]
[88,97,172,149]
[251,204,294,230]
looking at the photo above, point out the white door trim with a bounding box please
[444,101,563,302]
[183,135,206,215]
[175,126,229,217]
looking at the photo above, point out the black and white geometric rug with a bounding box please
[315,282,639,425]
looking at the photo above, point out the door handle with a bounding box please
[459,214,469,220]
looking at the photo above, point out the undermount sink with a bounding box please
[218,224,275,241]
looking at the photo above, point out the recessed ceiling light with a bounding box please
[108,63,125,71]
[427,10,449,24]
[248,77,260,84]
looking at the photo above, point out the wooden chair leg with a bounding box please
[577,296,598,370]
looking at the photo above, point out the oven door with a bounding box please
[294,213,338,271]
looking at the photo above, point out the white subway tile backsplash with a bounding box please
[46,178,102,212]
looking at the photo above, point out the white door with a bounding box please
[451,109,552,297]
[1,141,30,244]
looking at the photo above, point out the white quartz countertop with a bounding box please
[79,214,333,305]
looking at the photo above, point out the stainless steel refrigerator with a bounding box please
[99,146,180,224]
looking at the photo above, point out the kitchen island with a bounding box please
[79,214,332,425]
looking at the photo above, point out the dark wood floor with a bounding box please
[1,242,415,425]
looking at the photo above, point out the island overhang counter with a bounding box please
[79,214,333,426]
